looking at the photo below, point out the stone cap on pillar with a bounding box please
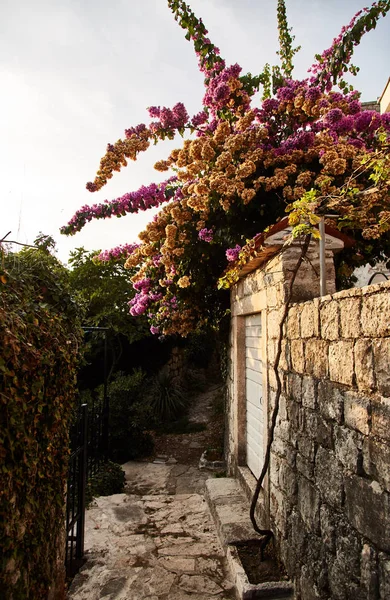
[236,216,354,279]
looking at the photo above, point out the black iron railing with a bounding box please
[86,389,109,480]
[65,326,110,578]
[65,403,87,577]
[83,326,110,476]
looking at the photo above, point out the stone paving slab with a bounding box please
[67,462,235,600]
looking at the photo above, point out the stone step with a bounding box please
[205,478,259,545]
[205,478,294,600]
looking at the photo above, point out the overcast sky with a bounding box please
[1,0,389,262]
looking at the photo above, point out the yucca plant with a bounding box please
[148,371,187,422]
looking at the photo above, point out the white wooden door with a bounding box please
[245,314,264,479]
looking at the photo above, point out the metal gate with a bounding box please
[65,404,88,577]
[65,326,110,577]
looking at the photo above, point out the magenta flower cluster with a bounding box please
[124,123,148,138]
[96,243,139,262]
[191,110,209,128]
[128,278,152,316]
[203,63,243,116]
[133,278,151,292]
[152,254,162,267]
[198,228,213,242]
[225,245,241,262]
[61,178,178,235]
[129,278,179,337]
[128,275,174,324]
[148,102,189,133]
[256,81,390,155]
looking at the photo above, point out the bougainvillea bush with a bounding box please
[0,247,83,598]
[62,0,390,338]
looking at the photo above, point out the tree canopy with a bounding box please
[61,0,390,337]
[68,246,148,342]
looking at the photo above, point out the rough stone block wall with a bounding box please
[270,281,390,600]
[163,346,186,383]
[226,241,390,599]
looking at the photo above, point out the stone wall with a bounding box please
[226,242,390,600]
[163,346,186,384]
[273,280,390,599]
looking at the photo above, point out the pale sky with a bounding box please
[1,0,389,262]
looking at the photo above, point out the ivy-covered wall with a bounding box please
[0,248,83,599]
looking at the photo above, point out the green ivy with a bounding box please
[0,247,83,599]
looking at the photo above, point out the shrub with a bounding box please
[159,417,207,434]
[86,461,125,505]
[97,369,154,463]
[182,367,208,394]
[184,331,216,368]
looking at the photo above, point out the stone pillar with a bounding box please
[226,314,246,475]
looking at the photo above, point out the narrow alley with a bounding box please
[67,461,235,600]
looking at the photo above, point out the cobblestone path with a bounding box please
[67,462,235,600]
